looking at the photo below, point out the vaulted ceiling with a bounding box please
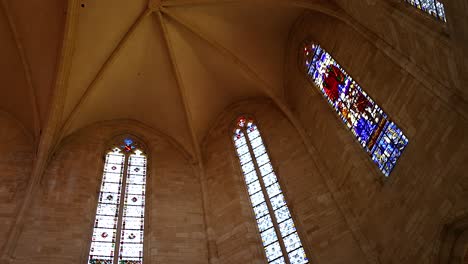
[0,0,331,156]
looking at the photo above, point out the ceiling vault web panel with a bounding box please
[0,0,40,136]
[61,8,152,136]
[47,0,307,156]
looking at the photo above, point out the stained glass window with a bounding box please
[404,0,446,21]
[88,138,147,264]
[303,43,409,176]
[233,116,309,264]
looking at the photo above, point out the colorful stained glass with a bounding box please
[303,43,409,176]
[88,140,147,264]
[233,116,309,264]
[404,0,446,21]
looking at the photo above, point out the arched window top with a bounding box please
[107,136,147,156]
[88,136,148,264]
[302,42,409,177]
[404,0,446,22]
[232,115,310,264]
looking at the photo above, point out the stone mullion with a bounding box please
[113,154,130,264]
[243,128,291,264]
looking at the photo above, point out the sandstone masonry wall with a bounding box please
[202,100,368,264]
[285,11,468,264]
[0,112,34,253]
[11,120,209,264]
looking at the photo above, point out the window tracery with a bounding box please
[303,42,409,176]
[233,116,309,264]
[88,137,147,264]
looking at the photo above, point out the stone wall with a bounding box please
[202,99,368,264]
[11,120,209,264]
[0,112,34,253]
[285,11,468,264]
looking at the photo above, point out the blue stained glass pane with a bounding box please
[304,43,408,176]
[404,0,446,21]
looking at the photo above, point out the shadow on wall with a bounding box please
[438,214,468,264]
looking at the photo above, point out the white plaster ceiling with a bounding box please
[0,0,306,155]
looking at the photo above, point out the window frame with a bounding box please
[83,135,150,264]
[229,114,315,264]
[299,40,409,178]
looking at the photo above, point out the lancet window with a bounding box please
[404,0,446,21]
[303,42,409,176]
[87,137,147,264]
[233,116,309,264]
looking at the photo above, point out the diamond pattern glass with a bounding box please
[233,117,309,264]
[303,43,409,176]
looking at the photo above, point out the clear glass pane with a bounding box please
[234,135,247,148]
[253,202,269,219]
[95,215,118,229]
[242,161,255,174]
[266,183,282,198]
[250,136,264,149]
[236,145,249,156]
[270,194,287,210]
[239,152,253,165]
[283,232,302,252]
[270,257,286,264]
[247,128,260,140]
[274,206,291,223]
[288,247,308,264]
[96,202,118,216]
[250,191,265,207]
[261,227,279,247]
[247,181,262,195]
[279,219,296,237]
[119,243,143,259]
[257,214,274,232]
[263,172,278,187]
[256,153,270,166]
[264,242,283,262]
[244,170,258,185]
[253,144,266,158]
[259,163,274,176]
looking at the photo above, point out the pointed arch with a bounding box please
[232,115,309,264]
